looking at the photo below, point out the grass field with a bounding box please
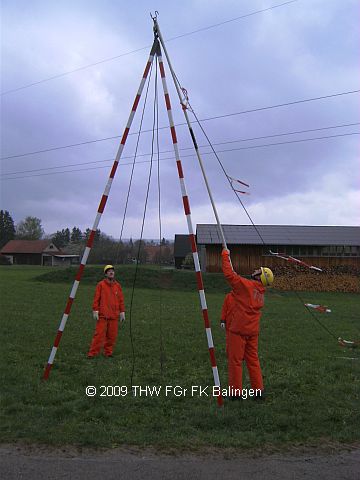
[1,265,359,450]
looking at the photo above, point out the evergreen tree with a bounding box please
[64,228,70,244]
[52,229,70,248]
[0,210,15,248]
[71,226,82,243]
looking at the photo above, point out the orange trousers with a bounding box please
[88,317,119,357]
[227,333,264,392]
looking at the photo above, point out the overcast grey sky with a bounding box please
[1,0,359,240]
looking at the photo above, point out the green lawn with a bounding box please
[1,265,359,450]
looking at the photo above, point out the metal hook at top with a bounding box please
[150,11,159,21]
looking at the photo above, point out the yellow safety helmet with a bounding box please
[104,264,115,274]
[260,267,274,287]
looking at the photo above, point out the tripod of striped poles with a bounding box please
[43,41,158,380]
[43,21,225,408]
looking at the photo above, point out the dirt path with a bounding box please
[1,444,359,480]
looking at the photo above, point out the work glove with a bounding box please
[220,321,226,329]
[92,311,99,321]
[119,312,125,323]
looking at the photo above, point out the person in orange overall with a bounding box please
[221,248,273,400]
[88,264,125,358]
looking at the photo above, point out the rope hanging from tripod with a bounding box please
[127,56,161,388]
[115,62,155,264]
[154,56,165,375]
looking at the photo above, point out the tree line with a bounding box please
[0,211,173,265]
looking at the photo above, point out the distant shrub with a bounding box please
[34,265,229,293]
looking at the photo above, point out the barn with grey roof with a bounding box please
[194,224,360,273]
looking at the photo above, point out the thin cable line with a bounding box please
[2,89,359,161]
[128,65,158,389]
[155,58,164,376]
[1,0,300,96]
[168,0,299,41]
[200,131,360,152]
[126,61,154,391]
[199,90,360,122]
[1,46,151,96]
[2,131,359,181]
[114,62,154,264]
[2,121,359,176]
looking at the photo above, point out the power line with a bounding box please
[1,46,152,96]
[206,132,360,152]
[1,89,359,161]
[199,90,360,122]
[1,121,359,177]
[116,54,154,253]
[2,131,358,181]
[1,0,300,96]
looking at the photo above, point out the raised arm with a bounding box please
[221,249,241,288]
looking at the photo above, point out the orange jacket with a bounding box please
[92,279,125,320]
[220,292,233,332]
[221,292,233,322]
[221,251,265,335]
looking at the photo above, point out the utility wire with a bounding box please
[168,0,300,41]
[114,60,154,264]
[154,59,165,376]
[1,0,300,96]
[2,89,359,161]
[125,61,154,391]
[128,60,158,389]
[2,121,358,176]
[2,131,359,181]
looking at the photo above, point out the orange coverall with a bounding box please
[221,251,265,393]
[88,279,125,357]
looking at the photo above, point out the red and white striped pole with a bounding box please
[156,40,223,407]
[43,40,158,380]
[153,19,229,253]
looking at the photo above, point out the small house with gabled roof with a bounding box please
[0,240,79,266]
